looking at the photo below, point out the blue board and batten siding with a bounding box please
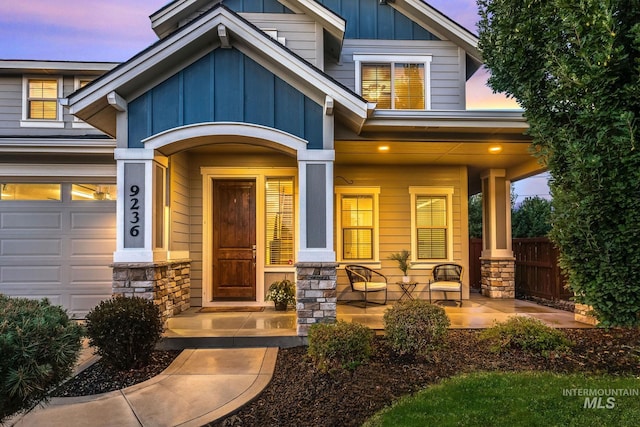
[221,0,437,41]
[222,0,293,13]
[128,48,323,149]
[317,0,438,40]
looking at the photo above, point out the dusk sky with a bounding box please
[0,0,547,199]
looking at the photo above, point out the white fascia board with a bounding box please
[392,0,481,62]
[150,0,209,38]
[0,60,118,73]
[0,163,116,177]
[279,0,345,39]
[367,110,529,129]
[0,137,115,154]
[68,6,366,127]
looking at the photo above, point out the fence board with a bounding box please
[468,237,572,301]
[513,238,572,301]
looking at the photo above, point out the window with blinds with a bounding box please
[416,196,447,259]
[361,62,425,110]
[28,79,58,120]
[266,178,294,265]
[341,195,374,260]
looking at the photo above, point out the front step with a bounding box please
[157,334,307,350]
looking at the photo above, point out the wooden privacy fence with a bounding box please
[468,237,572,300]
[513,238,572,301]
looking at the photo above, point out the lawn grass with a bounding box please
[363,372,640,427]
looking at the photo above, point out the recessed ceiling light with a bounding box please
[488,145,503,154]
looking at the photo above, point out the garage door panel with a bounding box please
[1,239,61,256]
[1,212,62,230]
[70,294,113,315]
[0,199,115,318]
[1,265,61,283]
[71,211,116,230]
[70,265,113,282]
[71,239,116,257]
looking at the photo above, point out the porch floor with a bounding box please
[161,293,590,349]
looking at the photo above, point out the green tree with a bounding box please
[468,193,483,238]
[478,0,640,326]
[512,196,552,238]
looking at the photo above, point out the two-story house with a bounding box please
[0,0,540,334]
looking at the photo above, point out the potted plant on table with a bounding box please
[389,250,412,282]
[266,277,296,311]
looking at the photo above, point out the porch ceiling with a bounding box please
[334,140,544,185]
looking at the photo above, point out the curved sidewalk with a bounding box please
[11,347,277,427]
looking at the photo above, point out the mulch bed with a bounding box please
[51,351,181,397]
[52,329,639,427]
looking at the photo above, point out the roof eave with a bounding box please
[391,0,482,64]
[67,5,366,137]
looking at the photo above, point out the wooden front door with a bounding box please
[212,180,256,300]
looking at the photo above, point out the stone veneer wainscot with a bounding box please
[112,260,191,323]
[480,257,515,298]
[295,262,338,336]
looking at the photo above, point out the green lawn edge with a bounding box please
[363,372,640,427]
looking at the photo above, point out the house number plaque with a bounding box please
[124,163,145,248]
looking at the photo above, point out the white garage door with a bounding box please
[0,184,116,318]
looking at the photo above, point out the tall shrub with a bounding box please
[0,295,84,422]
[478,0,640,326]
[85,296,163,370]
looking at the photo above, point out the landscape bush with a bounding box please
[0,295,84,422]
[85,296,163,370]
[479,316,572,357]
[307,320,375,372]
[383,300,450,358]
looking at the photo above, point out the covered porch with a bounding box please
[160,293,591,349]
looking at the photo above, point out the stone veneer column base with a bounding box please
[296,262,338,336]
[574,303,599,325]
[480,257,515,298]
[112,260,191,323]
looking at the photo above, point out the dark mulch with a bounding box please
[52,329,639,427]
[208,328,640,427]
[51,351,181,397]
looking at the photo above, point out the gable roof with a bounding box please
[151,1,482,75]
[150,0,345,50]
[66,4,369,137]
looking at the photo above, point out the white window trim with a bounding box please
[72,77,94,128]
[335,186,381,266]
[21,75,64,128]
[409,186,454,268]
[353,54,432,110]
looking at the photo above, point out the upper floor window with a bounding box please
[336,187,380,263]
[73,77,94,128]
[354,55,432,110]
[409,187,454,262]
[21,76,63,128]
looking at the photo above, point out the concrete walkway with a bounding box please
[11,348,277,427]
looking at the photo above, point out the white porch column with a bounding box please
[113,148,168,263]
[480,169,515,298]
[297,149,336,262]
